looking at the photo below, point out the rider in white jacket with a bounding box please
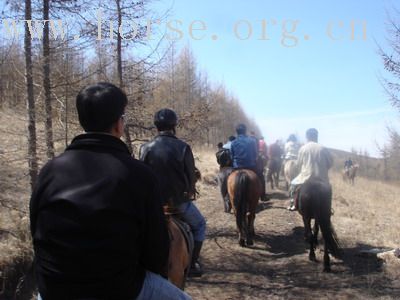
[288,129,333,211]
[284,134,300,160]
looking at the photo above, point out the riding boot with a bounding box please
[188,241,203,277]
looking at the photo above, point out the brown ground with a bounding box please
[185,151,400,300]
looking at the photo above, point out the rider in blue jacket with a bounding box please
[230,124,267,201]
[231,124,258,169]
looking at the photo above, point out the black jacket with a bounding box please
[139,131,196,207]
[30,133,169,300]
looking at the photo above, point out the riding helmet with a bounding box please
[154,108,178,129]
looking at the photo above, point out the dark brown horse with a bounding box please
[266,157,281,189]
[297,179,343,272]
[227,169,261,247]
[166,214,193,290]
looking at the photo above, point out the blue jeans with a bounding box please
[38,271,191,300]
[136,271,192,300]
[177,201,206,242]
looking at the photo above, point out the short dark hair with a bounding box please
[217,142,223,148]
[236,124,247,135]
[306,128,318,141]
[76,82,127,132]
[228,135,236,142]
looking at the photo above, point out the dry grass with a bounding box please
[331,173,400,249]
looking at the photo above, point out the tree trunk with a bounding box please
[24,0,38,190]
[116,0,133,153]
[43,0,55,159]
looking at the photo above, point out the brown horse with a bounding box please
[165,167,201,289]
[227,169,261,247]
[166,215,193,290]
[266,157,281,189]
[297,179,343,272]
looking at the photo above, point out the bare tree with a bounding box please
[379,7,400,181]
[24,0,39,190]
[380,8,400,111]
[42,0,55,159]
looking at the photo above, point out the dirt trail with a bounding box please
[185,179,399,300]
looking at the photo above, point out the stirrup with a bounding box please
[188,262,203,277]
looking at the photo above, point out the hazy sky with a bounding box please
[152,0,400,157]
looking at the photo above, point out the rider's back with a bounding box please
[140,132,196,207]
[231,135,257,169]
[268,143,282,159]
[30,133,169,299]
[285,141,299,159]
[292,141,333,185]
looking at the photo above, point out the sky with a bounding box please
[151,0,400,157]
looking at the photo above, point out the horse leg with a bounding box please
[275,172,280,188]
[303,216,317,262]
[323,241,331,272]
[312,221,319,246]
[238,226,246,247]
[223,194,231,213]
[246,212,255,246]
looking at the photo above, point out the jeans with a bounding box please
[136,271,192,300]
[38,271,192,300]
[177,201,206,242]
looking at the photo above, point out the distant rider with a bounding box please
[284,134,300,161]
[223,135,236,151]
[344,158,353,174]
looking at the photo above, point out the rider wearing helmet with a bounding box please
[140,108,206,277]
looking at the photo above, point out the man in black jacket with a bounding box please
[140,108,206,277]
[30,83,191,300]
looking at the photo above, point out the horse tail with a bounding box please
[316,186,343,259]
[233,170,248,231]
[319,217,343,259]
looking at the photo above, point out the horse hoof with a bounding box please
[246,239,254,246]
[239,239,246,247]
[309,254,317,262]
[323,267,331,273]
